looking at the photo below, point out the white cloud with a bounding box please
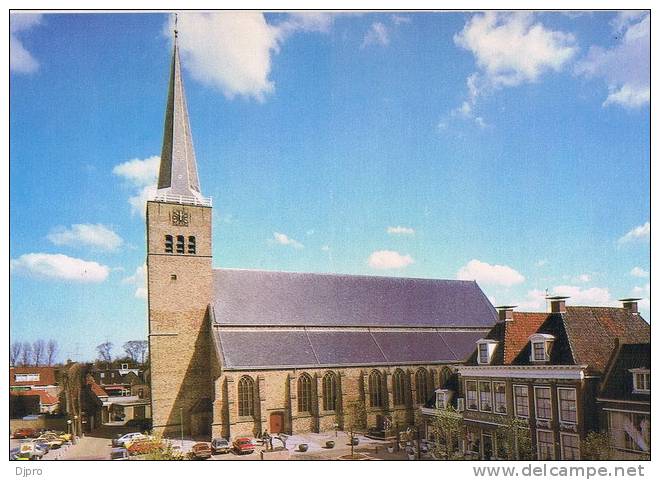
[535,259,549,267]
[391,14,411,26]
[516,289,548,310]
[368,250,414,270]
[576,13,649,108]
[576,274,591,283]
[362,22,389,48]
[273,232,304,249]
[169,12,337,102]
[123,263,147,299]
[387,226,415,236]
[551,285,614,306]
[456,259,525,287]
[321,245,330,252]
[618,221,650,244]
[630,267,649,278]
[10,13,43,74]
[113,156,160,218]
[452,12,576,123]
[112,156,160,187]
[47,224,123,252]
[10,253,110,283]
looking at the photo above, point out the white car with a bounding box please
[112,432,146,448]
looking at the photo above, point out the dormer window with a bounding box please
[529,333,555,363]
[476,339,498,365]
[435,388,453,410]
[631,369,650,393]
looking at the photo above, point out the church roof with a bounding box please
[211,269,497,369]
[211,268,497,328]
[155,33,204,202]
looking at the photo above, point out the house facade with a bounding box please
[597,341,650,459]
[422,297,650,460]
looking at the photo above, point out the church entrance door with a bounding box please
[269,412,284,434]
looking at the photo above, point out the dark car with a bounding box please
[188,442,212,460]
[124,418,153,432]
[211,438,230,454]
[232,437,255,455]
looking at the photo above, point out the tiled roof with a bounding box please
[10,389,59,405]
[599,343,650,403]
[212,269,498,327]
[10,366,58,386]
[87,378,108,398]
[465,307,650,373]
[214,327,487,369]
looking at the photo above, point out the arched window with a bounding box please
[165,235,173,253]
[322,372,337,411]
[439,367,452,389]
[238,376,254,417]
[298,373,313,413]
[393,369,406,406]
[188,236,196,254]
[369,370,383,408]
[415,368,429,404]
[176,235,185,254]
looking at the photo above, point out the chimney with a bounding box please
[547,295,569,314]
[496,306,516,322]
[619,298,641,314]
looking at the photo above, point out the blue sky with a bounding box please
[10,11,650,362]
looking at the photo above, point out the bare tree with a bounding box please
[20,342,33,366]
[123,340,148,365]
[96,342,113,366]
[32,340,46,366]
[10,342,22,366]
[46,340,59,366]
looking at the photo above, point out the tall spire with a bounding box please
[156,16,204,202]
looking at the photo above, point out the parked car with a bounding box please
[232,437,255,455]
[36,433,63,449]
[188,442,212,460]
[124,418,152,432]
[211,438,231,454]
[114,413,126,421]
[33,439,50,454]
[110,447,129,460]
[18,442,44,460]
[112,432,146,447]
[10,447,29,460]
[13,428,38,439]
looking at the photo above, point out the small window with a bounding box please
[369,370,383,408]
[393,369,406,406]
[435,391,447,410]
[165,235,173,253]
[558,388,577,423]
[176,235,185,254]
[632,370,650,393]
[121,363,128,370]
[537,430,555,460]
[466,380,478,411]
[188,236,196,254]
[478,343,489,364]
[493,382,506,414]
[532,342,546,361]
[298,373,313,413]
[534,386,552,420]
[561,433,580,460]
[479,381,492,411]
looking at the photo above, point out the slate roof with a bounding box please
[599,343,651,404]
[212,269,497,327]
[465,307,650,374]
[211,269,496,369]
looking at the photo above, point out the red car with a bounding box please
[232,437,255,455]
[13,428,38,439]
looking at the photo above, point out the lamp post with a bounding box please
[67,419,72,436]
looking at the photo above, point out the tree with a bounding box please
[581,432,614,460]
[10,342,22,366]
[123,340,148,365]
[96,342,113,365]
[20,342,33,366]
[344,399,366,458]
[495,416,532,460]
[428,406,465,460]
[46,340,59,366]
[61,362,85,437]
[32,340,46,366]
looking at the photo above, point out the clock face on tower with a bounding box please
[171,209,190,226]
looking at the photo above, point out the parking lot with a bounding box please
[12,428,416,461]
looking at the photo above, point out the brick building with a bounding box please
[147,31,499,439]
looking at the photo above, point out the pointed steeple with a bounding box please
[156,23,206,203]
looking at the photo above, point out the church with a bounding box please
[147,33,498,440]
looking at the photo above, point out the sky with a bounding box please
[9,11,650,362]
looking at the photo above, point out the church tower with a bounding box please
[147,26,213,437]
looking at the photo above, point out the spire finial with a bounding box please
[174,12,178,39]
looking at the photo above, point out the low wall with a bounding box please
[10,417,68,433]
[260,448,290,460]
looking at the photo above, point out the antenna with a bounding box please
[174,12,178,39]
